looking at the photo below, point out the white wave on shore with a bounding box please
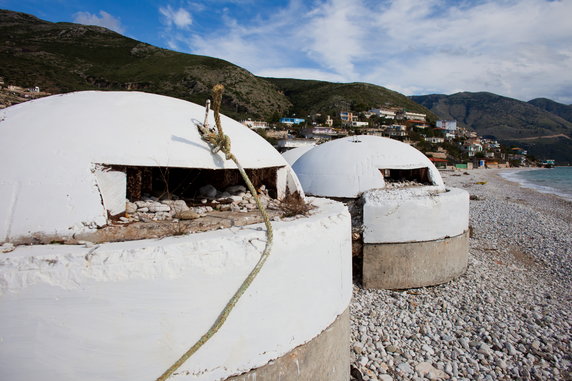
[500,168,572,201]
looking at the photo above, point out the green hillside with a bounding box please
[267,78,436,120]
[0,9,291,119]
[528,98,572,124]
[1,9,435,122]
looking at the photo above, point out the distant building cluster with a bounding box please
[226,104,530,169]
[0,78,50,109]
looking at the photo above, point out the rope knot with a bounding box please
[196,85,233,160]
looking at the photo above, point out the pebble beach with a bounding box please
[350,168,572,381]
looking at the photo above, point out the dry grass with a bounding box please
[279,192,314,218]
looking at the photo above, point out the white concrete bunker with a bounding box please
[0,91,304,243]
[290,135,469,289]
[0,91,352,380]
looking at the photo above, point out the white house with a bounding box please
[369,108,396,119]
[241,119,269,129]
[436,120,457,131]
[463,142,483,157]
[426,137,445,144]
[276,138,317,150]
[403,111,426,121]
[350,120,369,127]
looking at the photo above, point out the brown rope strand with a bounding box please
[156,85,273,381]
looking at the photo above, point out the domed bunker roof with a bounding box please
[0,91,301,242]
[292,135,444,198]
[281,146,316,167]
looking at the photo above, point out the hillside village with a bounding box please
[0,77,537,169]
[242,106,537,169]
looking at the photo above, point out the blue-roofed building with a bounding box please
[280,117,305,125]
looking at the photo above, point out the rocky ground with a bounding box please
[350,168,572,381]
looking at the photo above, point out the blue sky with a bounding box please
[1,0,571,104]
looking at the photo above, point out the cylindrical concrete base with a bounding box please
[363,230,469,289]
[0,198,352,381]
[227,308,349,381]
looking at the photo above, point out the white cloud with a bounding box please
[297,0,368,79]
[159,0,572,103]
[73,10,125,34]
[159,5,192,30]
[361,0,572,102]
[185,1,307,71]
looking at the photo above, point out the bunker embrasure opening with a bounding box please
[379,167,431,185]
[104,165,281,201]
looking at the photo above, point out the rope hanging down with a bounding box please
[156,84,274,381]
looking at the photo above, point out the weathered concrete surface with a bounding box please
[363,230,469,289]
[0,198,352,381]
[227,308,350,381]
[363,187,469,244]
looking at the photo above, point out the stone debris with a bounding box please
[350,169,572,381]
[198,184,217,198]
[176,210,201,220]
[415,362,449,379]
[384,180,426,189]
[0,242,15,253]
[121,184,281,223]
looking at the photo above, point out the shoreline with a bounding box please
[450,168,572,225]
[498,167,572,202]
[350,168,572,380]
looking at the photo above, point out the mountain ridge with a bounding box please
[528,98,572,124]
[0,9,292,119]
[411,92,572,164]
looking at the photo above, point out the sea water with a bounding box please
[502,167,572,201]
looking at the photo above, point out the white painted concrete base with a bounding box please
[363,187,469,243]
[361,187,469,289]
[0,198,352,381]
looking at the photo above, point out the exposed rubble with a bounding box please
[383,180,428,189]
[65,183,312,245]
[119,184,281,224]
